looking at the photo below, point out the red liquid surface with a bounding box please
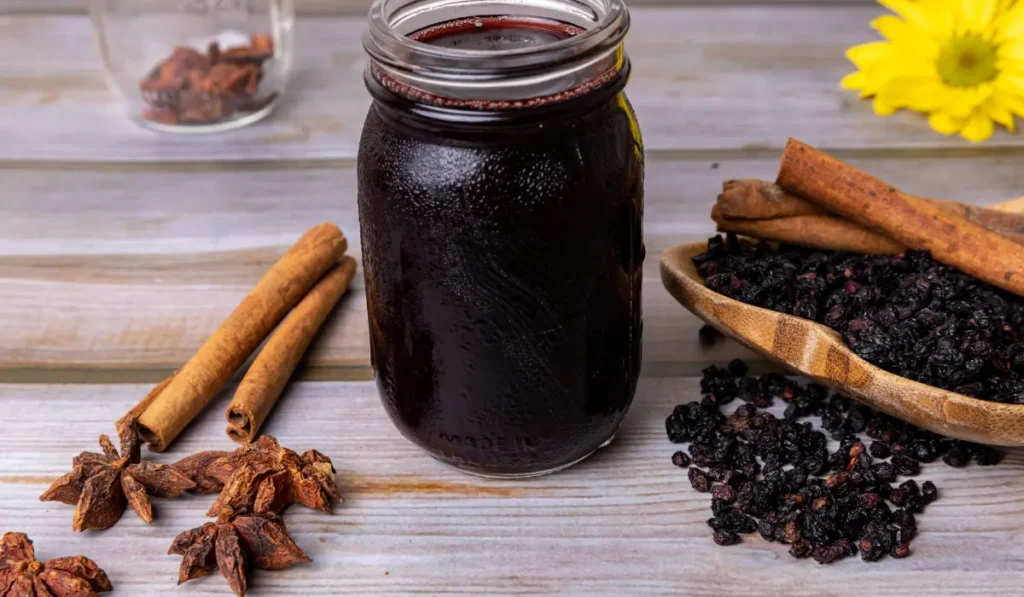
[410,16,583,49]
[359,18,644,476]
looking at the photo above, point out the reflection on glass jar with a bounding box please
[359,0,645,477]
[90,0,294,132]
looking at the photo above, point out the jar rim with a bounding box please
[363,0,630,103]
[365,0,627,62]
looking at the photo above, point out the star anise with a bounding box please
[172,436,339,516]
[0,532,112,596]
[139,35,274,125]
[169,509,310,597]
[171,450,233,495]
[39,423,195,531]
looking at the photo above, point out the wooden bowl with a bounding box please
[660,240,1024,446]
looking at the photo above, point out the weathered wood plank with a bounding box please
[0,0,887,17]
[2,378,1023,596]
[1,8,1018,164]
[2,154,1022,381]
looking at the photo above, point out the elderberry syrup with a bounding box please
[359,0,644,476]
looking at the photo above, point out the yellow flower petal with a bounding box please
[998,73,1024,95]
[871,15,941,58]
[873,97,898,116]
[929,111,967,135]
[985,100,1017,131]
[960,0,999,34]
[841,71,869,90]
[877,75,948,110]
[860,52,937,82]
[879,0,951,35]
[993,90,1024,117]
[943,84,995,117]
[846,42,893,70]
[999,60,1024,76]
[999,40,1024,61]
[961,111,996,141]
[996,0,1024,40]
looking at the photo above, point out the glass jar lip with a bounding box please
[363,0,630,71]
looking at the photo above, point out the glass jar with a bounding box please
[359,0,645,477]
[90,0,294,133]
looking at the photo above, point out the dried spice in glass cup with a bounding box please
[358,0,645,477]
[91,0,294,133]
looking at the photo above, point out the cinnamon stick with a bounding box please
[122,374,176,425]
[711,206,906,254]
[134,223,347,451]
[777,139,1024,297]
[225,256,358,444]
[992,195,1024,214]
[718,178,1024,239]
[716,179,829,219]
[116,373,178,462]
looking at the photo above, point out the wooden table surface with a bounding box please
[3,5,1024,596]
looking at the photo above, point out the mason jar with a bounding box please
[359,0,645,477]
[91,0,294,133]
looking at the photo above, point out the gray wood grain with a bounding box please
[3,5,1022,596]
[2,378,1023,596]
[4,0,881,16]
[0,154,1021,381]
[2,8,1019,164]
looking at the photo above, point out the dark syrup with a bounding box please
[358,17,644,476]
[410,16,583,49]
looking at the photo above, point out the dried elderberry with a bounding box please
[699,324,723,347]
[694,235,1024,405]
[672,451,691,468]
[921,480,938,504]
[667,360,1000,564]
[688,468,712,493]
[869,441,891,459]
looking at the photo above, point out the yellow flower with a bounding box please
[842,0,1024,142]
